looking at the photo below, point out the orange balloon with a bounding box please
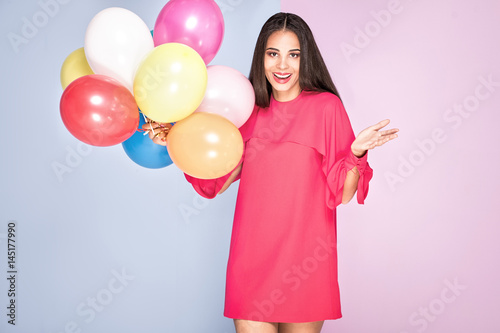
[166,112,244,179]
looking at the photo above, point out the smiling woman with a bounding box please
[247,13,348,115]
[145,11,399,333]
[182,12,398,333]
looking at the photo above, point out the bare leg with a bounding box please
[234,319,279,333]
[278,321,324,333]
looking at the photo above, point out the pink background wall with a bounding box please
[281,0,500,332]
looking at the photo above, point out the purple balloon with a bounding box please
[153,0,224,64]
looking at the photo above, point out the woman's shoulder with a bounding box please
[300,91,344,116]
[302,90,342,105]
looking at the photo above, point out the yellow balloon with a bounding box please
[166,112,244,179]
[134,43,207,123]
[60,47,94,89]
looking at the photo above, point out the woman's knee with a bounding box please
[234,319,279,333]
[278,321,324,333]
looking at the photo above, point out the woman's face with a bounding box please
[264,30,301,102]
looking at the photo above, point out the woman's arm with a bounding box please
[143,117,245,197]
[342,165,360,204]
[218,162,243,195]
[341,120,399,204]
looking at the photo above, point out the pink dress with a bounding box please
[185,90,373,323]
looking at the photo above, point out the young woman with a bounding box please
[146,12,398,333]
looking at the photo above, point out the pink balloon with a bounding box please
[195,65,255,128]
[153,0,224,64]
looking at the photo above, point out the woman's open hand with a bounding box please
[351,119,399,157]
[141,118,173,146]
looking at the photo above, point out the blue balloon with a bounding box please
[122,114,173,169]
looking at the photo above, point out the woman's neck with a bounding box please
[272,86,302,102]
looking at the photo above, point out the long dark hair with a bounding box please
[249,12,341,108]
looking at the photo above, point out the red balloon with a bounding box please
[60,75,139,146]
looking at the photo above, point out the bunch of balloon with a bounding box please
[59,7,153,147]
[59,0,254,175]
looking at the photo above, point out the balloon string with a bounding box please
[141,112,152,136]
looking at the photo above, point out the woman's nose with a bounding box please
[276,56,288,70]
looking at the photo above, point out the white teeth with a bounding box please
[274,73,291,79]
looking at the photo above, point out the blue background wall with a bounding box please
[0,1,279,332]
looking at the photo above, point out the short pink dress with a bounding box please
[185,90,373,323]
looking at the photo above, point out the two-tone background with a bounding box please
[1,0,498,332]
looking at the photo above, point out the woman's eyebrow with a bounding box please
[265,47,301,52]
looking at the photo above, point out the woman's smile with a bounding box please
[272,72,293,83]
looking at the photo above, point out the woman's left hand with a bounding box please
[351,119,399,157]
[141,118,173,146]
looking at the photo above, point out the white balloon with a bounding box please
[195,65,255,128]
[84,7,154,92]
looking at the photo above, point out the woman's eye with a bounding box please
[268,52,278,57]
[290,53,300,58]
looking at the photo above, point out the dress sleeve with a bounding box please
[183,106,257,199]
[321,96,373,209]
[184,170,241,199]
